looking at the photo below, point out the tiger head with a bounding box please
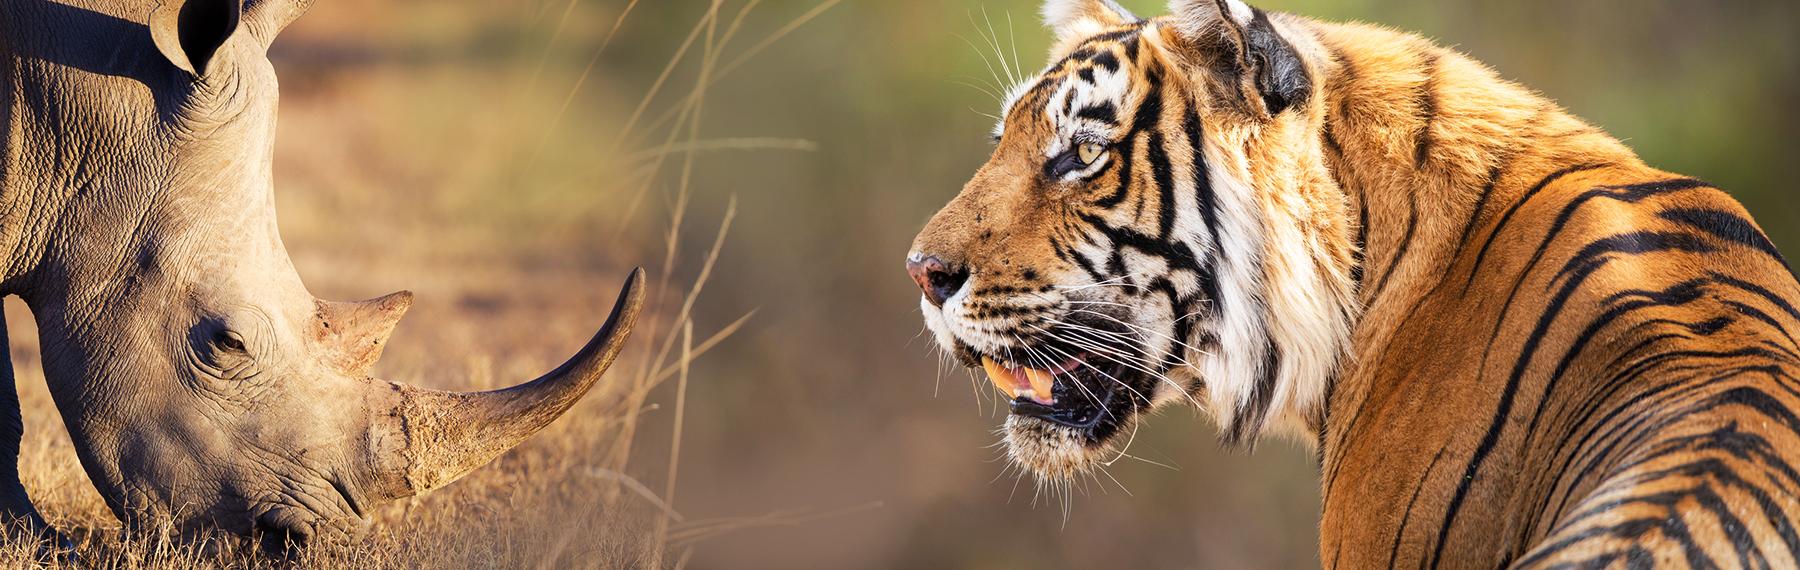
[908,0,1361,480]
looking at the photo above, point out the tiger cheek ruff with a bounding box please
[905,0,1800,567]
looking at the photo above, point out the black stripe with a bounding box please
[1095,139,1137,208]
[1599,429,1800,562]
[1463,179,1721,458]
[1169,291,1200,370]
[1082,28,1142,49]
[1413,52,1440,169]
[1321,389,1374,504]
[1723,299,1800,348]
[1510,280,1726,542]
[1075,213,1202,274]
[1068,242,1107,283]
[1659,207,1792,272]
[1428,227,1718,568]
[1522,486,1723,568]
[1710,271,1800,324]
[1194,252,1221,309]
[1105,246,1126,276]
[1445,104,1546,268]
[1094,70,1162,208]
[1481,178,1713,345]
[1522,179,1713,291]
[1547,365,1723,520]
[1452,155,1514,264]
[1352,193,1368,290]
[1546,407,1800,555]
[1225,336,1282,446]
[1367,192,1418,301]
[1183,95,1224,256]
[1149,129,1176,239]
[1524,278,1715,441]
[1076,104,1118,125]
[1091,50,1120,72]
[1549,231,1716,287]
[1386,444,1450,569]
[1462,163,1613,290]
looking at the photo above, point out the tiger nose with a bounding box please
[906,253,969,307]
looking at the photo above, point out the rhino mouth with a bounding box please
[212,473,371,554]
[251,508,318,556]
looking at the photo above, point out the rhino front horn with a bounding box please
[366,268,647,497]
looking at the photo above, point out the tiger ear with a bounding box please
[1041,0,1139,42]
[1165,0,1311,116]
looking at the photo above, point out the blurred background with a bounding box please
[7,0,1798,567]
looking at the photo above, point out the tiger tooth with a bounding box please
[981,356,1019,399]
[1023,368,1056,403]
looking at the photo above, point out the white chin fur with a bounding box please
[1004,415,1103,481]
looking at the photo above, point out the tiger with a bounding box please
[904,0,1800,567]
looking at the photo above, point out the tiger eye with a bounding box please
[1077,142,1104,165]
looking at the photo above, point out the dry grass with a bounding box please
[0,0,842,567]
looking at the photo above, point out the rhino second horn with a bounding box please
[316,291,413,377]
[372,268,646,496]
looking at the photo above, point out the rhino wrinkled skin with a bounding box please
[0,0,643,548]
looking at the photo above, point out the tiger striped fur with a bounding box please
[905,0,1800,567]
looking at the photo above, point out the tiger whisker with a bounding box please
[1095,399,1145,473]
[1048,320,1206,367]
[1038,318,1180,363]
[947,77,1003,104]
[1053,276,1138,293]
[1033,327,1201,409]
[1013,335,1113,419]
[1005,10,1024,89]
[1022,336,1140,424]
[1051,474,1065,525]
[1063,299,1134,309]
[1063,308,1214,357]
[1030,338,1157,408]
[1110,450,1180,472]
[1056,280,1136,289]
[961,12,1011,98]
[977,7,1019,87]
[1007,454,1027,504]
[1026,323,1138,363]
[1058,330,1202,375]
[1030,322,1145,362]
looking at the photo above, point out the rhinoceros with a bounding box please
[0,0,644,548]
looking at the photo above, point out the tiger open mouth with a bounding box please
[973,348,1147,445]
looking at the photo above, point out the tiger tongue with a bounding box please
[980,356,1057,405]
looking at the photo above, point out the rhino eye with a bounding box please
[213,330,246,353]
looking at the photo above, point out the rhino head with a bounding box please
[0,0,643,548]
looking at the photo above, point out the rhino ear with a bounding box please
[315,291,413,377]
[1166,0,1312,116]
[149,0,244,77]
